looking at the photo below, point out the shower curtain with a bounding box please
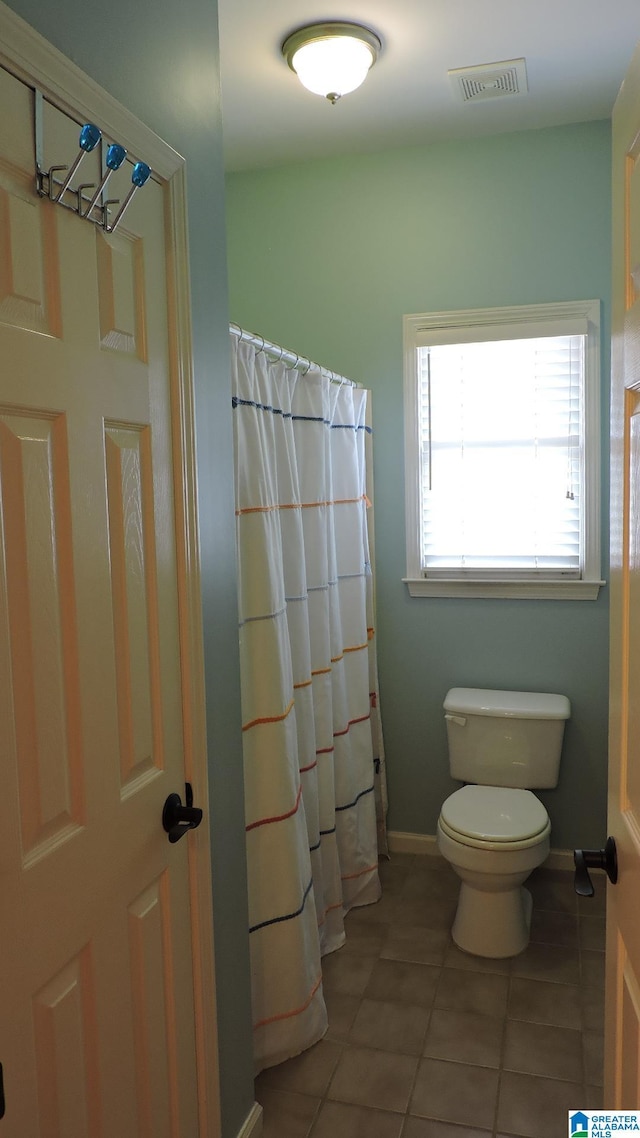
[231,334,387,1072]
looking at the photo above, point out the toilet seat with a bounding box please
[439,785,550,851]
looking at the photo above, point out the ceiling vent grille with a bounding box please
[449,58,528,103]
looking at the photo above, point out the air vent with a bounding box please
[449,58,528,103]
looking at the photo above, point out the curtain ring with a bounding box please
[301,358,312,375]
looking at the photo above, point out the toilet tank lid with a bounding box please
[444,687,571,720]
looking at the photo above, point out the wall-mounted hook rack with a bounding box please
[34,90,151,234]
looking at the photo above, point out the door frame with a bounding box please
[0,4,221,1133]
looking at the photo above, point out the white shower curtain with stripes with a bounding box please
[231,335,387,1072]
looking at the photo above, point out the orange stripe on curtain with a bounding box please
[341,861,379,883]
[333,712,371,738]
[242,698,295,732]
[299,760,318,774]
[331,643,368,663]
[253,972,323,1031]
[236,494,366,516]
[317,900,344,929]
[246,785,303,833]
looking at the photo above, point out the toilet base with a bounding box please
[452,883,533,958]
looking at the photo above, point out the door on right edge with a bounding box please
[607,35,640,1108]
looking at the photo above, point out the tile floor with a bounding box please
[255,854,605,1138]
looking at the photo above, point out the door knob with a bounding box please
[162,783,203,844]
[573,836,618,896]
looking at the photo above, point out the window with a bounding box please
[403,301,603,599]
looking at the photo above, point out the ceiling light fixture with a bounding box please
[282,22,382,105]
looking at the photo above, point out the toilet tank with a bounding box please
[443,688,571,789]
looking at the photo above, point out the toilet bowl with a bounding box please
[436,784,550,957]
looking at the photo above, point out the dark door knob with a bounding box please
[162,783,203,844]
[573,836,618,896]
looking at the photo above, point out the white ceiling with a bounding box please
[218,0,640,172]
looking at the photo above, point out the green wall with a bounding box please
[3,1,254,1134]
[226,121,612,851]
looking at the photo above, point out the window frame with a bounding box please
[402,299,604,600]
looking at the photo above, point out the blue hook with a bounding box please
[107,161,152,232]
[83,143,127,217]
[53,123,101,202]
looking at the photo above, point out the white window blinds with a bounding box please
[418,334,584,577]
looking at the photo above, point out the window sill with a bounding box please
[403,578,605,600]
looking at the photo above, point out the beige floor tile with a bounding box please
[349,997,430,1055]
[256,1088,320,1138]
[496,1072,584,1138]
[508,977,582,1028]
[378,861,413,897]
[381,925,450,966]
[424,1008,503,1067]
[324,990,361,1041]
[444,943,512,974]
[581,950,605,990]
[257,1039,343,1098]
[435,967,509,1018]
[402,1119,492,1137]
[365,959,441,1008]
[411,855,454,875]
[527,869,577,914]
[310,1100,403,1138]
[328,1045,418,1113]
[530,909,579,948]
[579,915,606,952]
[511,943,580,985]
[581,986,605,1033]
[401,869,459,904]
[393,895,458,932]
[410,1057,499,1130]
[322,950,378,997]
[503,1020,583,1082]
[583,1031,604,1086]
[343,917,389,956]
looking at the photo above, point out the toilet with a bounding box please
[436,687,570,959]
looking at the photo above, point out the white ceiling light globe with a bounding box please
[282,23,382,104]
[292,36,375,100]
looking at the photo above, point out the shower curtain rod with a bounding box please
[229,322,359,387]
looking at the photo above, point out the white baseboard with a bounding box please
[236,1102,262,1138]
[387,831,439,856]
[542,848,576,872]
[387,830,576,872]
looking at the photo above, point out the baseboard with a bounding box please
[387,830,576,872]
[543,848,577,872]
[387,831,439,857]
[236,1102,263,1138]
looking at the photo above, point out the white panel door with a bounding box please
[608,35,640,1108]
[0,59,215,1137]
